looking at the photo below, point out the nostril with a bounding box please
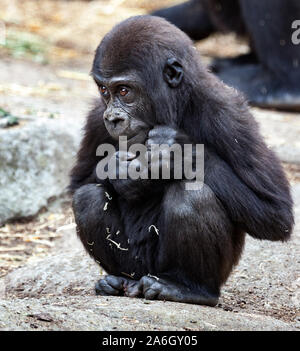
[104,114,123,122]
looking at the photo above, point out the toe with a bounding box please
[95,278,119,296]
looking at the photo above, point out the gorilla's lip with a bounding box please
[109,128,149,145]
[106,131,146,146]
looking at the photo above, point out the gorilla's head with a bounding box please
[91,15,201,141]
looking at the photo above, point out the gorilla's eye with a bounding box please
[119,87,129,97]
[100,86,109,97]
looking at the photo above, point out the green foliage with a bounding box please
[2,30,48,64]
[0,107,19,127]
[0,107,9,118]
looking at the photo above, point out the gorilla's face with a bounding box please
[92,71,151,142]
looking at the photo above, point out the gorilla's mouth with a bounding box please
[105,124,149,142]
[124,128,149,146]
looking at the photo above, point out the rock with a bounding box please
[3,229,100,298]
[0,295,293,331]
[0,118,81,224]
[253,108,300,164]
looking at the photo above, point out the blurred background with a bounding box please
[0,0,299,327]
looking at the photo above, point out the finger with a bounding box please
[105,275,125,290]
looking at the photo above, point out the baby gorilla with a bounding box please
[70,16,293,306]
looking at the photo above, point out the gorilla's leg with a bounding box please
[151,0,215,41]
[72,184,126,276]
[210,52,257,73]
[136,182,245,306]
[217,0,300,110]
[73,182,244,305]
[72,184,149,297]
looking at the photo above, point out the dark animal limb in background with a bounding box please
[151,0,215,41]
[152,0,300,111]
[226,0,300,111]
[70,16,294,306]
[210,53,258,74]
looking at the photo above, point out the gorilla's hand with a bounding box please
[146,125,179,147]
[109,150,152,202]
[146,125,192,180]
[146,125,192,147]
[109,127,193,200]
[113,150,146,179]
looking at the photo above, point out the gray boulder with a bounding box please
[0,119,81,224]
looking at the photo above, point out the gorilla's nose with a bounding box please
[104,112,125,128]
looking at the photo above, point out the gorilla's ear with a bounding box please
[163,58,183,88]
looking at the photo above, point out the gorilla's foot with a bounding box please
[96,275,219,306]
[210,53,258,73]
[151,0,215,41]
[95,275,140,297]
[138,276,219,306]
[216,64,300,111]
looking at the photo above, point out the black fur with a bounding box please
[70,16,294,306]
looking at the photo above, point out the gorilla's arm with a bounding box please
[204,150,292,241]
[181,72,293,242]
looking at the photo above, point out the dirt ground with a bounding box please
[0,0,299,330]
